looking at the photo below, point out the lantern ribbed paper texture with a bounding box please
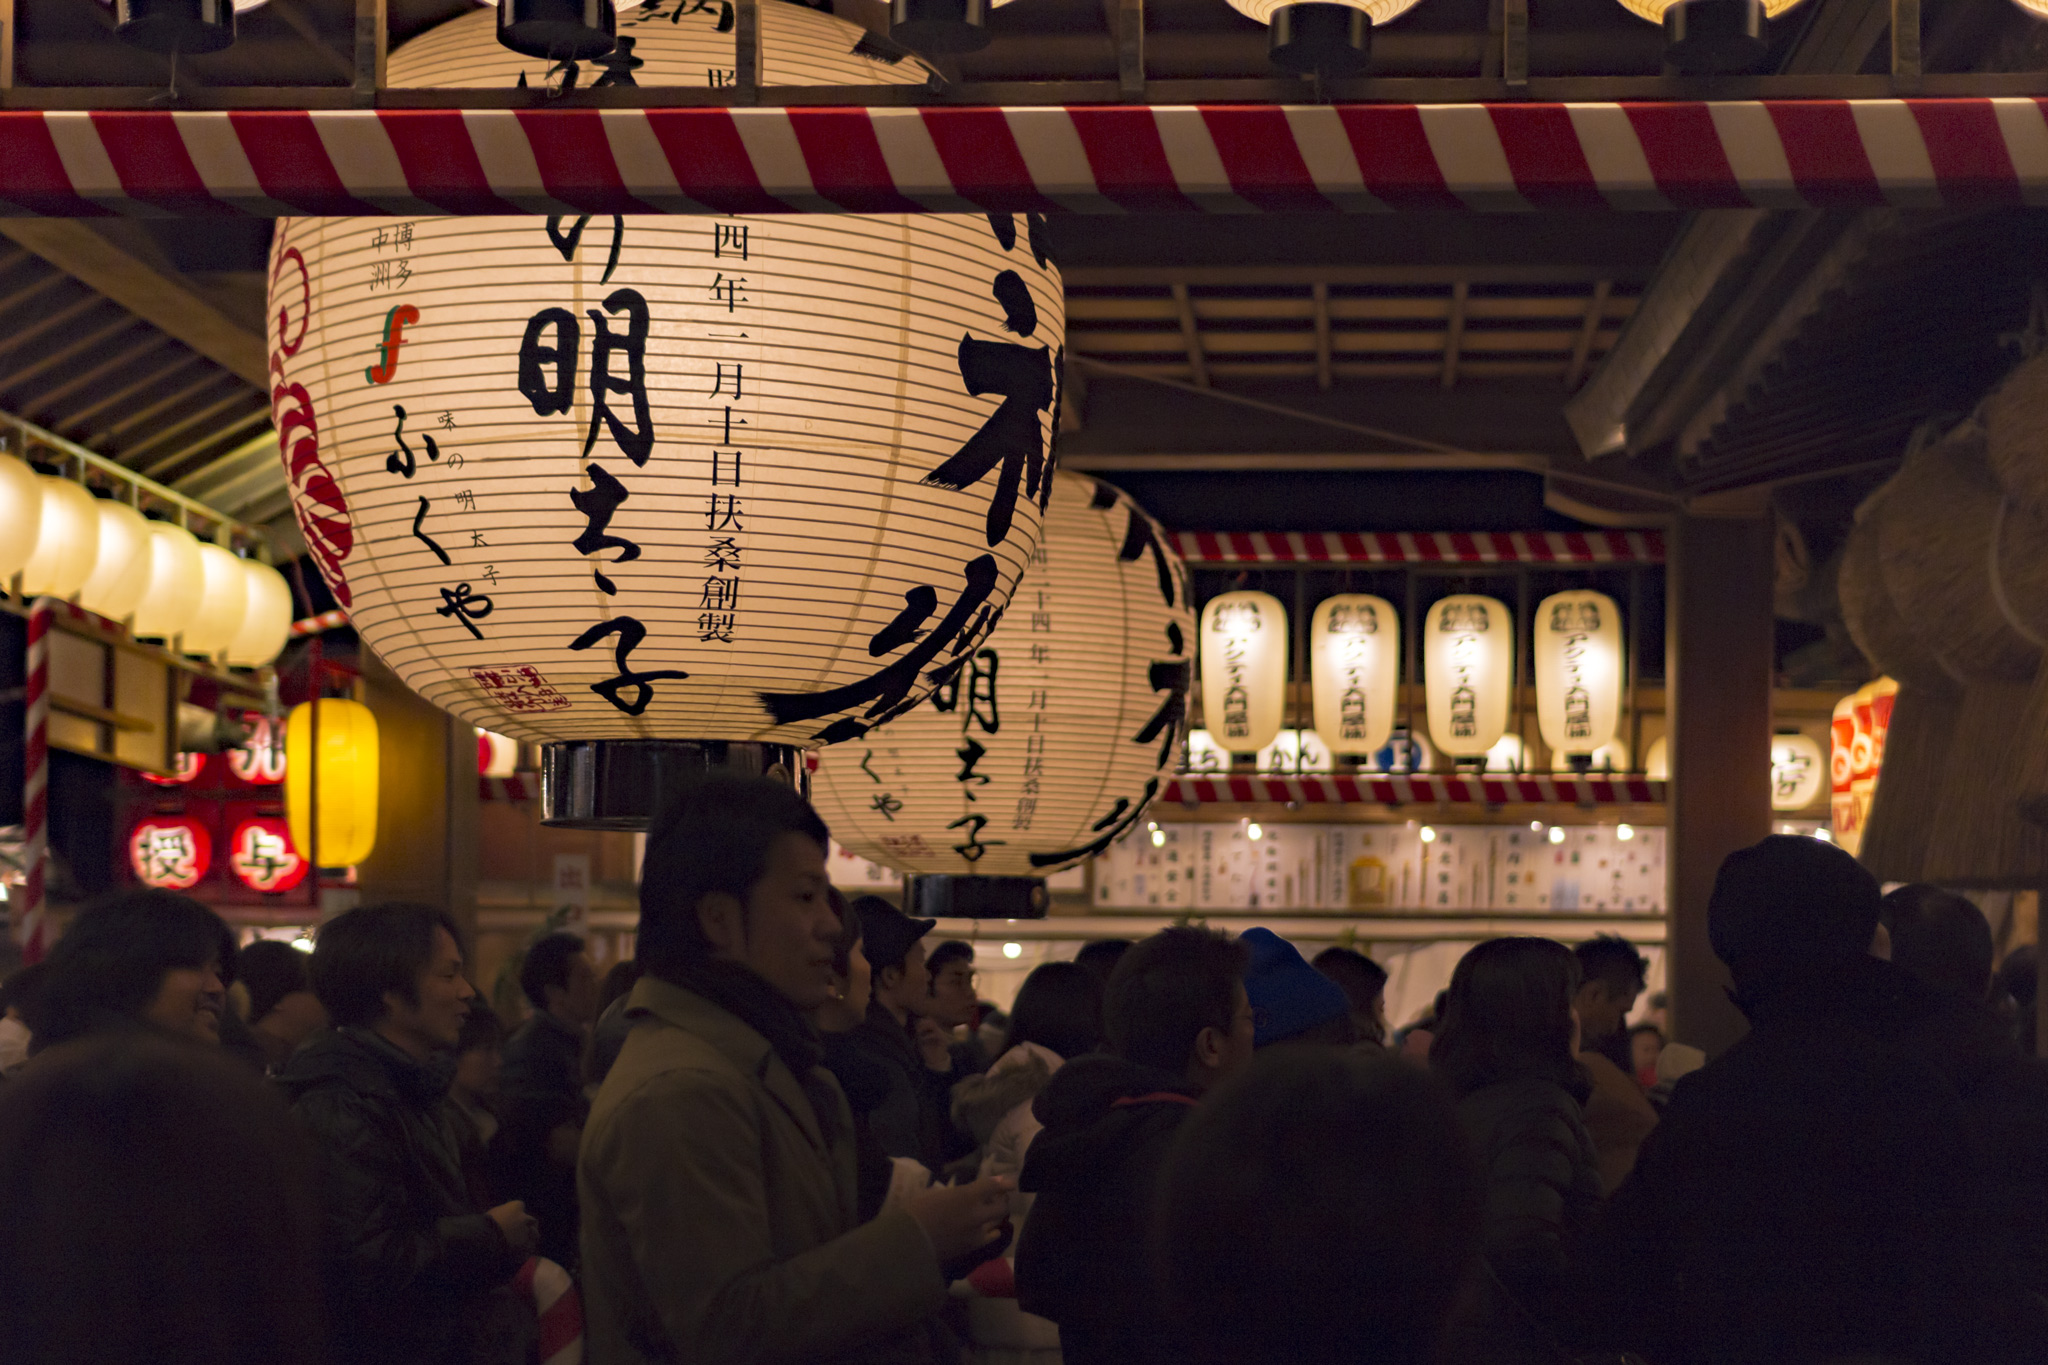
[1771,732,1826,811]
[1534,589,1623,760]
[0,455,44,581]
[78,499,153,622]
[225,558,295,667]
[1200,591,1287,755]
[812,473,1191,878]
[1311,594,1398,758]
[1424,594,1511,758]
[132,521,204,640]
[270,4,1060,749]
[1226,0,1423,22]
[20,476,100,598]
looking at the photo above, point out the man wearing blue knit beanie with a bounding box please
[1239,928,1359,1049]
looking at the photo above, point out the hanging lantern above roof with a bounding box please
[1310,593,1398,759]
[1423,593,1511,760]
[812,473,1191,917]
[273,2,1063,830]
[1534,589,1624,767]
[1200,590,1288,757]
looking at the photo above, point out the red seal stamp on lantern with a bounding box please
[472,666,571,714]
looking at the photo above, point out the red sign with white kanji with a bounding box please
[129,819,212,891]
[226,817,307,894]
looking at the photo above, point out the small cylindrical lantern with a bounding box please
[286,698,380,867]
[132,520,206,640]
[77,498,154,622]
[19,475,101,599]
[1311,593,1398,759]
[181,544,252,657]
[478,729,521,778]
[812,473,1193,917]
[130,817,212,890]
[0,454,44,582]
[224,559,296,668]
[1200,590,1288,756]
[1534,589,1624,765]
[1771,731,1826,812]
[1423,594,1512,759]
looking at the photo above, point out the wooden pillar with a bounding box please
[353,654,479,944]
[1665,508,1775,1058]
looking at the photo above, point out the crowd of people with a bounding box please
[0,773,2045,1365]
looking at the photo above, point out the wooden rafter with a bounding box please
[1171,282,1208,388]
[1441,280,1469,390]
[1565,280,1612,391]
[1312,282,1332,392]
[19,338,174,416]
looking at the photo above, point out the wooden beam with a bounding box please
[1171,282,1208,388]
[0,221,266,386]
[1115,0,1144,101]
[271,0,357,85]
[0,0,14,92]
[1503,0,1528,88]
[1564,279,1612,390]
[352,0,386,106]
[736,0,762,103]
[1441,280,1469,390]
[1312,281,1332,392]
[1892,0,1921,93]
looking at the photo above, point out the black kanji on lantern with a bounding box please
[585,289,654,466]
[569,616,689,717]
[1028,780,1161,869]
[921,333,1054,549]
[436,583,494,640]
[386,404,440,479]
[519,309,578,416]
[570,463,640,596]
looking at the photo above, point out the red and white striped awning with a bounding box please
[2,100,2044,215]
[1164,774,1666,805]
[1170,529,1664,565]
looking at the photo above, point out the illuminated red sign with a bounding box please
[129,818,212,890]
[226,817,306,894]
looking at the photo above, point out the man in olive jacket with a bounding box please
[579,777,1015,1365]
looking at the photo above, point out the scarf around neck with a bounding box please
[670,957,840,1136]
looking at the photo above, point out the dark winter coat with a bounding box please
[494,1010,586,1268]
[840,1004,955,1170]
[278,1027,525,1365]
[1013,1054,1198,1365]
[1456,1073,1602,1324]
[1574,956,2044,1365]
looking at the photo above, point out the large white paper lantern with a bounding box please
[1534,589,1624,761]
[77,498,154,622]
[0,453,42,581]
[1310,593,1398,758]
[1200,591,1287,755]
[182,543,251,657]
[271,3,1061,828]
[1423,594,1512,759]
[812,473,1189,912]
[131,520,205,640]
[19,476,100,598]
[1771,731,1826,811]
[225,558,296,667]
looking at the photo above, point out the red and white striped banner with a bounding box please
[1164,774,1665,805]
[290,609,351,637]
[2,100,2046,215]
[1170,529,1664,566]
[16,599,53,964]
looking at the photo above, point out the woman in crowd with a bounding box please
[234,939,330,1074]
[24,889,237,1052]
[1313,946,1390,1048]
[0,1032,327,1365]
[1429,937,1602,1344]
[950,959,1106,1365]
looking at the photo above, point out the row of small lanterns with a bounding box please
[0,453,294,667]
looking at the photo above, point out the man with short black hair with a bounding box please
[579,777,1012,1365]
[498,930,598,1267]
[843,898,960,1168]
[1572,934,1648,1073]
[281,902,536,1365]
[1015,926,1255,1365]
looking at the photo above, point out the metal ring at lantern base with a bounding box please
[907,875,1051,920]
[498,0,619,61]
[115,0,236,53]
[1662,0,1766,75]
[540,740,808,830]
[890,0,992,55]
[1267,3,1371,78]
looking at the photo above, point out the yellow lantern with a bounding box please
[224,558,296,667]
[77,498,154,621]
[1771,731,1827,811]
[1423,594,1513,758]
[286,698,379,867]
[19,475,100,598]
[132,520,205,640]
[1829,691,1862,853]
[181,543,251,656]
[0,453,42,581]
[1311,594,1399,758]
[1200,590,1288,755]
[1535,589,1624,762]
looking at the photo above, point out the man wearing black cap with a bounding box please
[842,896,957,1170]
[1574,835,2041,1364]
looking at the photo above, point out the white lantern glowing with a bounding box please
[1551,739,1630,773]
[1183,728,1229,773]
[19,476,100,598]
[1770,731,1826,811]
[1423,594,1512,758]
[1311,593,1398,758]
[77,498,154,622]
[272,4,1061,828]
[224,558,296,667]
[1200,591,1288,756]
[0,453,43,581]
[181,543,251,657]
[478,728,520,778]
[131,520,205,640]
[1485,732,1525,773]
[1257,728,1334,775]
[812,473,1192,906]
[1534,589,1624,761]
